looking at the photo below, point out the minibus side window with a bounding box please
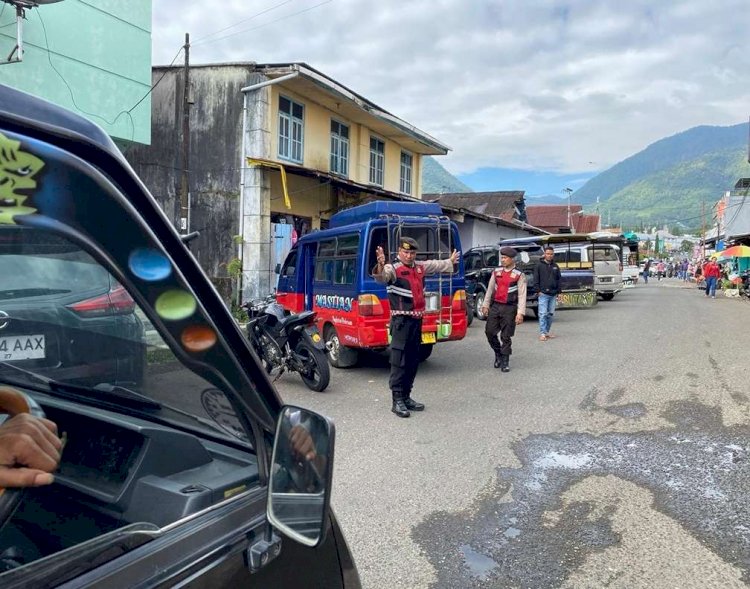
[333,234,359,285]
[367,227,387,271]
[315,239,336,283]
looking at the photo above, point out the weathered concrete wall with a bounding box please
[126,64,252,299]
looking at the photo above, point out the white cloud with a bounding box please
[152,0,750,175]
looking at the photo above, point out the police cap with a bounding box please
[399,237,419,251]
[500,246,517,258]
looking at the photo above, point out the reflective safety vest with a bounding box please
[386,262,426,314]
[493,268,523,305]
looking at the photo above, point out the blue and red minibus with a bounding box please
[276,201,467,368]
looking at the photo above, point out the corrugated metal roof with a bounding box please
[424,191,525,221]
[526,204,583,229]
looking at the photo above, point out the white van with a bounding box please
[553,243,623,300]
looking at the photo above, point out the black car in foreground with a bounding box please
[0,84,360,588]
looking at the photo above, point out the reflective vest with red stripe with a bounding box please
[493,268,522,305]
[387,262,426,313]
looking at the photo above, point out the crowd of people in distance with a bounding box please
[641,256,743,298]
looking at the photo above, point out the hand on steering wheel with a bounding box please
[0,387,61,530]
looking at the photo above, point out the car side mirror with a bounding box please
[275,263,281,274]
[268,406,335,548]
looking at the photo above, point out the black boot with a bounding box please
[404,396,425,411]
[494,351,502,368]
[500,354,510,372]
[391,398,410,418]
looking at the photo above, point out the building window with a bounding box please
[330,120,349,176]
[369,137,385,186]
[400,151,413,194]
[278,96,304,163]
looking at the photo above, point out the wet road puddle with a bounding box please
[413,400,750,588]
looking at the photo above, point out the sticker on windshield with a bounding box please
[155,289,197,321]
[181,325,217,352]
[128,248,173,281]
[0,131,44,224]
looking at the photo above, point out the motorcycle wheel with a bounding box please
[295,342,331,392]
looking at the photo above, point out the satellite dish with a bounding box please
[1,0,66,65]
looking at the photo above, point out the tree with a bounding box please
[680,240,693,253]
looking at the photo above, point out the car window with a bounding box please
[464,252,481,271]
[0,225,259,577]
[591,246,620,262]
[281,249,297,277]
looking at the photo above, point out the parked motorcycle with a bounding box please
[244,295,331,392]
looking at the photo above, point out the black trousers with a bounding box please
[485,302,517,356]
[389,315,422,400]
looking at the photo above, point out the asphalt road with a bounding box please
[274,280,750,589]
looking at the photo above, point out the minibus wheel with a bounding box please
[325,325,359,368]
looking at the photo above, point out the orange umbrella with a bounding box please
[718,245,750,258]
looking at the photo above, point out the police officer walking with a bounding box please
[373,237,459,418]
[480,247,527,372]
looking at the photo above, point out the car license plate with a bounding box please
[599,277,612,283]
[421,332,436,344]
[0,334,45,361]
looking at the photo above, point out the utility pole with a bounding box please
[179,33,191,234]
[701,200,706,259]
[563,187,573,230]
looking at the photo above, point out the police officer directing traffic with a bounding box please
[373,237,459,418]
[480,246,527,372]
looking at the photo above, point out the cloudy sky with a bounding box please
[153,0,750,196]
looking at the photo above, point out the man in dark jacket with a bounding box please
[532,245,562,341]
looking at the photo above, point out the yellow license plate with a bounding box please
[421,332,436,344]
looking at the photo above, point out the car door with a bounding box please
[0,84,357,588]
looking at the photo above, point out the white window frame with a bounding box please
[330,120,349,177]
[278,95,304,163]
[369,136,385,186]
[400,150,413,195]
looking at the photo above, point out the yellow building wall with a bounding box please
[268,85,422,198]
[268,171,335,229]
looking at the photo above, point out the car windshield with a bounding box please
[0,226,249,445]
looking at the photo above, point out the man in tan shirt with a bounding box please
[373,237,459,417]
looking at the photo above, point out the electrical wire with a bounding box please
[193,0,333,47]
[192,0,294,43]
[37,7,184,141]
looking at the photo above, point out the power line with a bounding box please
[193,0,333,47]
[37,7,183,141]
[192,0,294,43]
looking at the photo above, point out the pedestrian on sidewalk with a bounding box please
[642,259,651,284]
[481,247,527,372]
[533,245,561,341]
[373,237,459,418]
[703,258,721,298]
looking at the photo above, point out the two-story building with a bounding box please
[126,62,449,301]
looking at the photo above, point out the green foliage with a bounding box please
[680,240,693,253]
[421,156,473,195]
[575,122,749,207]
[603,147,750,225]
[227,257,242,278]
[230,302,248,323]
[232,235,244,245]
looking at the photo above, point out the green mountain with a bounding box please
[576,123,750,227]
[421,156,473,194]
